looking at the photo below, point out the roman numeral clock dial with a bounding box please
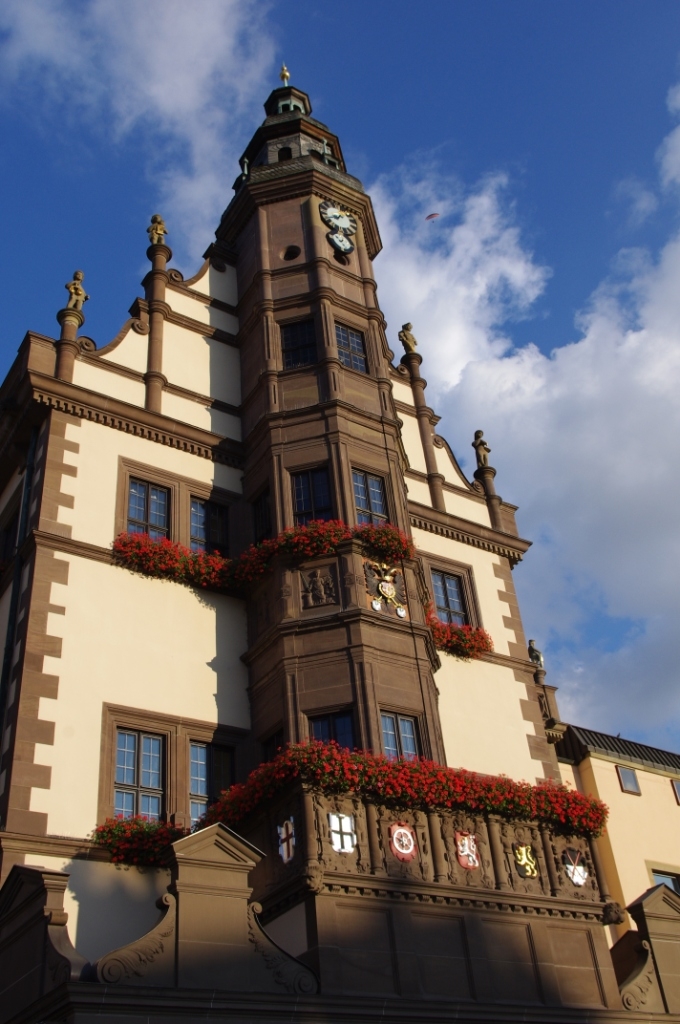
[319,200,357,254]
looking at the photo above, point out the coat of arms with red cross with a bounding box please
[277,818,295,863]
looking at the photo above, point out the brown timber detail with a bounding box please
[27,370,244,468]
[408,501,531,567]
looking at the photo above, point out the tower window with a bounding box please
[335,324,367,373]
[190,499,229,556]
[114,729,164,821]
[381,713,419,761]
[352,470,388,525]
[281,319,317,369]
[292,467,333,526]
[309,710,355,750]
[432,571,467,627]
[127,479,169,540]
[278,146,292,162]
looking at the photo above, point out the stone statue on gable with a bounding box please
[398,322,418,353]
[147,213,168,246]
[528,639,544,668]
[472,430,491,469]
[65,270,89,311]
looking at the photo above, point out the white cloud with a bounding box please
[372,99,680,747]
[613,177,658,227]
[0,0,276,261]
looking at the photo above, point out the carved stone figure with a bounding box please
[398,322,418,353]
[528,639,544,668]
[472,430,491,469]
[65,270,89,311]
[147,213,168,246]
[301,568,337,609]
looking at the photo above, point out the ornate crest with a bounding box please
[513,843,538,878]
[301,567,337,608]
[364,561,407,618]
[388,821,417,862]
[328,813,356,853]
[277,818,295,863]
[454,830,479,869]
[562,847,588,886]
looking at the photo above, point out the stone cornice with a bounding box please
[27,371,244,469]
[29,529,114,565]
[409,501,531,567]
[0,829,109,862]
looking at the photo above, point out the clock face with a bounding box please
[327,230,354,254]
[319,200,357,236]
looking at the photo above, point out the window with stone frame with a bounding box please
[190,497,229,556]
[127,478,170,540]
[309,709,355,750]
[352,470,388,525]
[616,765,641,795]
[114,728,165,821]
[380,713,419,761]
[281,319,317,370]
[652,870,680,894]
[291,467,333,526]
[189,742,234,825]
[431,570,468,627]
[335,323,368,373]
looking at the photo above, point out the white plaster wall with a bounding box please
[442,488,491,527]
[412,527,516,656]
[437,655,538,781]
[72,361,146,408]
[30,553,250,837]
[99,330,149,373]
[24,854,171,963]
[434,441,470,489]
[162,322,241,407]
[405,476,432,507]
[206,263,238,306]
[166,288,238,336]
[391,379,414,406]
[0,468,22,519]
[56,419,242,549]
[161,391,241,441]
[399,414,428,474]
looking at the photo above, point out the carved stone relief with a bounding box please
[300,565,338,609]
[441,813,495,889]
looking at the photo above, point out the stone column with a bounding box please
[55,308,84,382]
[144,242,172,413]
[474,464,504,531]
[401,352,446,513]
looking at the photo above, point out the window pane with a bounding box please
[116,731,137,785]
[281,320,317,369]
[141,735,161,789]
[617,766,641,794]
[190,742,208,797]
[398,717,418,761]
[311,468,332,520]
[444,576,465,623]
[381,714,399,760]
[368,476,387,519]
[653,871,680,894]
[140,793,161,822]
[190,498,207,552]
[128,480,147,524]
[208,503,229,553]
[190,799,207,826]
[293,472,312,520]
[333,712,354,751]
[310,716,331,743]
[149,486,168,531]
[114,789,135,818]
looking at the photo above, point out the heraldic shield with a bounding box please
[454,830,479,869]
[513,842,538,878]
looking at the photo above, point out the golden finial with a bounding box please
[280,63,290,87]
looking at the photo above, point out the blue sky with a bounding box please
[2,1,680,750]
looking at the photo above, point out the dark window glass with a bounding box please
[263,729,284,762]
[335,324,367,373]
[127,479,169,540]
[190,498,229,555]
[381,713,419,761]
[352,470,388,525]
[253,489,272,543]
[653,871,680,894]
[292,468,333,526]
[432,571,467,626]
[309,710,355,751]
[278,146,292,162]
[114,728,164,821]
[281,320,317,370]
[616,765,641,795]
